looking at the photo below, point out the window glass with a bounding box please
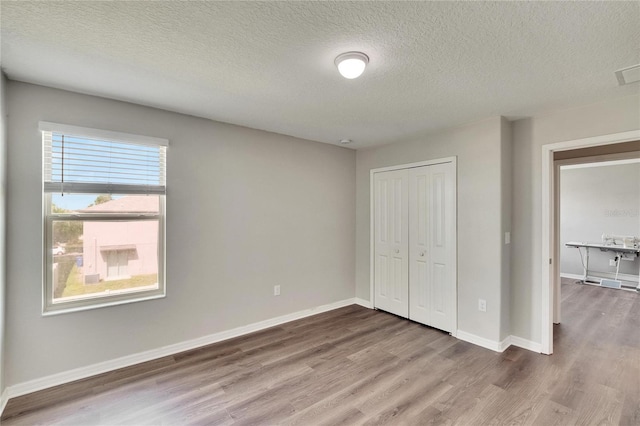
[51,217,159,303]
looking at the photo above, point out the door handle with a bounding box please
[420,252,425,257]
[395,249,400,254]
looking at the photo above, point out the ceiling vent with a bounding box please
[615,64,640,86]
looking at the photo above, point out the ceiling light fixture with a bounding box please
[335,52,369,79]
[340,139,353,145]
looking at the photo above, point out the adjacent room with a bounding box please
[551,151,640,424]
[0,1,639,424]
[560,158,640,291]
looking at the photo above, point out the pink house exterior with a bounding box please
[81,196,159,282]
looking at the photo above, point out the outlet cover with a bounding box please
[274,285,281,296]
[478,299,487,312]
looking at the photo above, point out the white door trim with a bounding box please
[370,157,457,335]
[541,130,640,355]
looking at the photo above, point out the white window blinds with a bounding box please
[41,122,167,195]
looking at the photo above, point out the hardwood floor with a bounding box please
[3,279,639,425]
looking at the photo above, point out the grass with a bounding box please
[60,264,158,298]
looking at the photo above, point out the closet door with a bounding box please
[409,162,455,332]
[408,166,430,325]
[373,169,409,318]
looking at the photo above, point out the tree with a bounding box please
[51,203,83,244]
[87,194,113,207]
[52,204,68,214]
[94,194,112,205]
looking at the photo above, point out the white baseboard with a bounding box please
[561,272,638,283]
[1,387,8,417]
[498,336,512,352]
[6,297,356,400]
[560,273,584,281]
[456,330,505,352]
[354,297,373,309]
[509,335,542,353]
[456,331,542,354]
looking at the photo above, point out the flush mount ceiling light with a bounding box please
[335,52,369,79]
[339,139,353,145]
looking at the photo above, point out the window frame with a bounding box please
[41,122,167,315]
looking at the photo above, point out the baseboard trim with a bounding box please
[561,272,638,283]
[456,330,505,352]
[498,336,512,352]
[560,273,584,281]
[0,388,8,417]
[6,297,356,400]
[354,297,373,309]
[509,335,542,353]
[456,332,542,354]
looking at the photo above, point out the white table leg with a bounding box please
[584,247,589,283]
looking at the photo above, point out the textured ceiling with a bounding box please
[1,1,639,148]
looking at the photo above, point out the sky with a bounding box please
[52,194,121,211]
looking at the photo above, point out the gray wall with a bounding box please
[355,116,510,343]
[5,82,356,386]
[500,117,512,340]
[0,73,7,398]
[511,94,640,344]
[560,163,640,277]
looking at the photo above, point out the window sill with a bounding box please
[42,291,166,316]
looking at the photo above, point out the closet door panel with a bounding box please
[427,163,455,332]
[409,163,455,332]
[408,166,430,325]
[373,169,409,318]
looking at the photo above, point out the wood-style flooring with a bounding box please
[3,279,639,425]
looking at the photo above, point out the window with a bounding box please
[41,122,167,314]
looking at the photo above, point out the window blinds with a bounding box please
[41,123,167,195]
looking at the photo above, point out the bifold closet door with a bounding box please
[408,163,455,332]
[373,169,409,318]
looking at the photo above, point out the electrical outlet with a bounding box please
[609,259,617,266]
[505,232,511,245]
[478,299,487,312]
[274,285,281,296]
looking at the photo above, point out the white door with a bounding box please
[107,250,129,279]
[408,163,455,332]
[373,169,409,317]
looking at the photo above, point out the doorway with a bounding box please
[106,250,130,280]
[541,131,640,354]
